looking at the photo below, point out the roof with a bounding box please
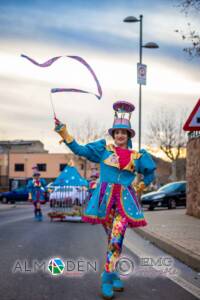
[53,165,88,187]
[0,140,43,145]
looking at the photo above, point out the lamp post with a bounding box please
[123,15,159,150]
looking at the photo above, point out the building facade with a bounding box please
[0,140,186,192]
[0,140,96,191]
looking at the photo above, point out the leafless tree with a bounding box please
[178,0,200,12]
[72,118,107,144]
[147,108,187,181]
[175,0,200,57]
[70,118,107,177]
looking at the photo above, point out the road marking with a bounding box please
[124,238,200,299]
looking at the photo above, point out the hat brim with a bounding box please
[108,127,135,138]
[33,172,41,176]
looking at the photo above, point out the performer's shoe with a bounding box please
[101,270,114,299]
[38,214,43,221]
[111,271,124,292]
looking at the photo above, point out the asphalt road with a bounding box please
[0,204,199,300]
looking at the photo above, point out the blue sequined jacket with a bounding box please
[63,138,157,226]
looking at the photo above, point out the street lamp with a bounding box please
[123,15,159,150]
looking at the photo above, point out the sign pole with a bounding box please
[138,14,143,151]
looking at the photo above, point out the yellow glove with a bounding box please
[54,118,74,144]
[132,181,147,195]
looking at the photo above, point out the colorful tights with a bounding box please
[102,203,128,272]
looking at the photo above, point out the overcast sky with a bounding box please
[0,0,199,153]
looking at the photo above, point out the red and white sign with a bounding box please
[183,98,200,131]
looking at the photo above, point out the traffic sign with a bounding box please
[183,98,200,131]
[137,63,147,85]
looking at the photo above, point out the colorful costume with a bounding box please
[88,171,99,199]
[54,100,157,299]
[60,140,155,227]
[27,166,47,221]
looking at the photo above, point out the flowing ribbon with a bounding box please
[21,54,102,100]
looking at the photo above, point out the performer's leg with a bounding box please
[36,202,43,220]
[101,207,116,299]
[33,202,37,217]
[104,208,128,273]
[102,206,115,245]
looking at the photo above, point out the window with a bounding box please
[15,164,24,172]
[60,164,66,172]
[37,164,46,172]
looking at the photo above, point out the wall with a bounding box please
[186,136,200,218]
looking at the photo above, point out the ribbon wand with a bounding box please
[21,53,103,127]
[49,92,61,126]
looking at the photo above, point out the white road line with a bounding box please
[124,238,200,299]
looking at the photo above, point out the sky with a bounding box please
[0,0,199,153]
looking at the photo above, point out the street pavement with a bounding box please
[0,205,200,300]
[135,208,200,271]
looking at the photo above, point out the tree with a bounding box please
[147,108,187,181]
[176,0,200,57]
[71,118,107,177]
[72,118,107,144]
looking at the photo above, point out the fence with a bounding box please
[48,186,89,221]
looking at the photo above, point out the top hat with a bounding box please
[32,165,40,176]
[108,101,135,138]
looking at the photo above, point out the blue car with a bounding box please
[0,187,29,204]
[141,181,186,210]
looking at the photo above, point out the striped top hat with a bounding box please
[32,165,40,176]
[108,100,135,138]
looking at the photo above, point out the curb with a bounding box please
[134,227,200,272]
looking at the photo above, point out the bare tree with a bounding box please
[70,118,107,177]
[178,0,200,12]
[175,0,200,57]
[72,118,107,144]
[147,108,187,181]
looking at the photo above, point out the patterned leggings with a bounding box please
[102,203,128,273]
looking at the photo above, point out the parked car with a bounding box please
[141,181,186,210]
[0,187,29,204]
[0,186,49,204]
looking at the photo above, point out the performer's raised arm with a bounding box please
[54,118,106,163]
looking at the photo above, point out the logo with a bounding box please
[115,256,135,276]
[48,258,65,276]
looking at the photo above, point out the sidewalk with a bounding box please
[134,208,200,272]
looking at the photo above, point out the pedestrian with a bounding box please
[27,166,47,221]
[54,101,156,299]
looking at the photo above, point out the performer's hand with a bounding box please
[132,181,146,195]
[54,118,73,144]
[28,193,32,202]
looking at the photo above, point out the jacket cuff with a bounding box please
[60,133,74,144]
